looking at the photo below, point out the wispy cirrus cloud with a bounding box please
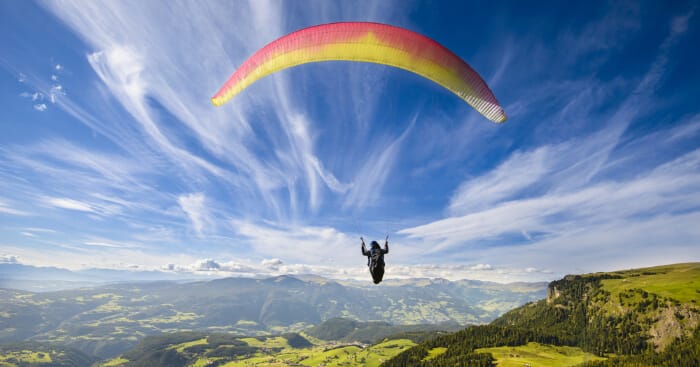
[16,61,66,112]
[403,147,700,245]
[178,193,211,235]
[399,11,699,273]
[232,220,356,265]
[448,146,552,214]
[38,0,412,222]
[0,199,30,216]
[36,2,295,218]
[45,197,94,212]
[343,112,418,210]
[83,238,142,249]
[0,138,187,227]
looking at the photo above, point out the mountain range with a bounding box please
[0,266,545,358]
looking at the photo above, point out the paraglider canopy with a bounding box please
[212,22,507,123]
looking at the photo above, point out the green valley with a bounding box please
[0,273,544,358]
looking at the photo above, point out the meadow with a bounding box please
[475,342,605,367]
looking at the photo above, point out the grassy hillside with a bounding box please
[600,262,700,304]
[383,263,700,367]
[475,342,605,366]
[95,331,418,367]
[0,342,99,367]
[306,317,462,343]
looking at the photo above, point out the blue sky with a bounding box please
[1,1,698,282]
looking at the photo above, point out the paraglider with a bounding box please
[212,22,507,283]
[361,236,389,284]
[212,22,507,123]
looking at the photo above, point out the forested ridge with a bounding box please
[382,263,700,367]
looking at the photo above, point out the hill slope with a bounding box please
[0,342,99,367]
[383,263,700,367]
[95,331,419,367]
[306,317,462,343]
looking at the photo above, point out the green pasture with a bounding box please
[168,336,208,352]
[217,338,414,367]
[476,342,605,367]
[423,346,447,361]
[98,357,129,366]
[600,263,700,304]
[0,350,52,366]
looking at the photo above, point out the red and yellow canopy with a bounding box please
[212,22,506,123]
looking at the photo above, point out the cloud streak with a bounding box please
[46,197,94,212]
[178,193,210,235]
[399,12,699,273]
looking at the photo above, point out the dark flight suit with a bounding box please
[362,240,389,284]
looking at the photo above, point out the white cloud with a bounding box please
[397,145,700,275]
[15,62,65,111]
[83,239,140,249]
[37,0,414,222]
[0,139,176,226]
[155,257,543,282]
[165,259,257,274]
[0,254,19,264]
[261,258,283,269]
[46,197,94,212]
[233,220,356,265]
[192,258,221,271]
[0,243,201,272]
[49,84,65,103]
[21,139,148,186]
[471,264,493,271]
[448,146,553,214]
[31,92,43,101]
[0,199,29,216]
[399,12,698,268]
[178,193,209,235]
[343,113,417,210]
[83,241,121,248]
[219,261,257,273]
[401,148,700,249]
[85,46,234,189]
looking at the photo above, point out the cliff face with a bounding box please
[545,284,560,304]
[496,264,700,354]
[648,303,699,350]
